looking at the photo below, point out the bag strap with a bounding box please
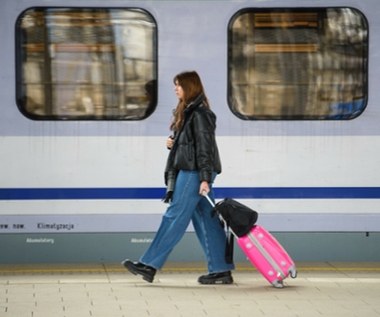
[225,227,234,264]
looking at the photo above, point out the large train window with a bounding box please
[228,8,368,120]
[16,8,157,120]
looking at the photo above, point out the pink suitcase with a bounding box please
[203,194,297,288]
[237,225,297,288]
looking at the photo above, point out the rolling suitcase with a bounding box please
[204,194,297,288]
[236,224,297,288]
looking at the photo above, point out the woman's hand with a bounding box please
[199,181,210,196]
[166,136,174,149]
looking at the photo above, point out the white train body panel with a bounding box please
[0,0,379,233]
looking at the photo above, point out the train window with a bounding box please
[228,8,368,120]
[16,8,157,120]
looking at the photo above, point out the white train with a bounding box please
[0,0,379,239]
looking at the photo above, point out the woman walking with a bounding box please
[122,71,234,284]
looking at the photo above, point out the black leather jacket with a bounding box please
[165,94,222,186]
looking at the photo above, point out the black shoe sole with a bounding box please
[198,276,233,285]
[122,260,154,283]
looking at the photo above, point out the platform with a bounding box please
[1,262,380,317]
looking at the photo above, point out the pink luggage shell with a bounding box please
[237,225,297,288]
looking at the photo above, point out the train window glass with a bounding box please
[228,8,368,120]
[16,8,157,120]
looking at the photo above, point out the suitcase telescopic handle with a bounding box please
[202,192,227,226]
[202,192,215,208]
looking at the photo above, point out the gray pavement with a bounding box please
[1,262,380,317]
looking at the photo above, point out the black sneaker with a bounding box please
[198,271,233,285]
[121,259,156,283]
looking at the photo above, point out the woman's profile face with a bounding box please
[174,80,185,100]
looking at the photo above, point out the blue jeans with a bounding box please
[140,170,235,273]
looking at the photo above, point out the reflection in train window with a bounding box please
[16,8,157,120]
[228,8,368,120]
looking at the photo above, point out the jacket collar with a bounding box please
[185,93,205,113]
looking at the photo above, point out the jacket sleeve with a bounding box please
[192,109,216,183]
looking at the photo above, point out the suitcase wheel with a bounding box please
[272,280,284,289]
[289,268,298,279]
[288,265,297,278]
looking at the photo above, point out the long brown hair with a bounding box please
[170,71,210,132]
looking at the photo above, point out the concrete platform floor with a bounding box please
[0,262,380,317]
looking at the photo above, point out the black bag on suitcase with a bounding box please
[212,198,259,237]
[210,198,259,264]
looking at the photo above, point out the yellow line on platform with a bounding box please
[0,264,379,275]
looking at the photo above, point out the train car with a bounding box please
[0,0,379,263]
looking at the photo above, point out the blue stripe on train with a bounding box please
[1,187,380,200]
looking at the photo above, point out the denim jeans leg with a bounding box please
[192,190,235,273]
[139,170,203,269]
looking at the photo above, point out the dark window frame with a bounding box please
[15,7,158,121]
[227,7,369,120]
